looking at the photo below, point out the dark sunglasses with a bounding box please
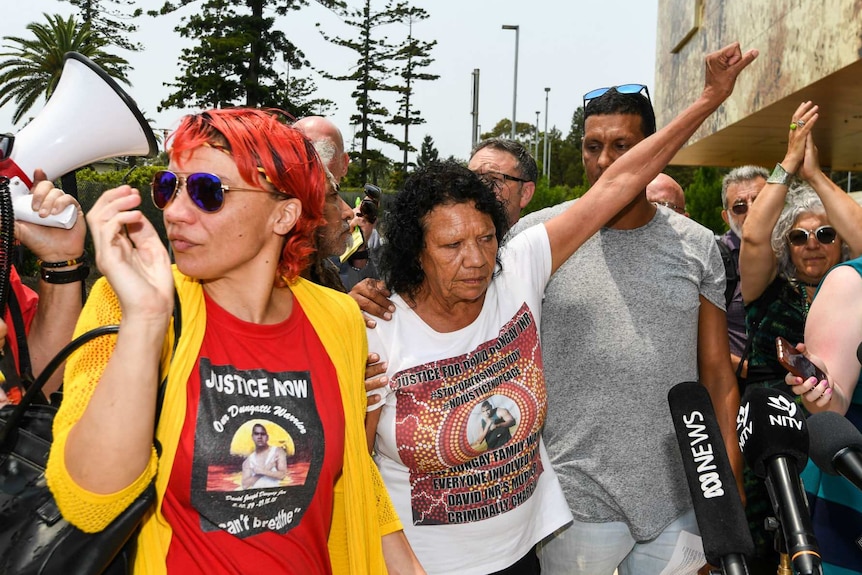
[728,198,755,215]
[786,225,837,246]
[151,170,277,213]
[583,83,651,108]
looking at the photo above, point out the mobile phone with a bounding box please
[775,336,828,381]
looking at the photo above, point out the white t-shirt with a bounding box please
[367,225,572,574]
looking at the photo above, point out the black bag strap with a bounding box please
[716,238,739,310]
[0,288,183,450]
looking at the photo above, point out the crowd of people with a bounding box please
[0,38,859,575]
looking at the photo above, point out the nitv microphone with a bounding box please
[737,387,822,575]
[668,381,753,575]
[808,410,862,491]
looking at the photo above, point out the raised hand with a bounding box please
[86,185,174,323]
[783,101,819,175]
[798,131,823,182]
[16,169,86,263]
[702,42,759,105]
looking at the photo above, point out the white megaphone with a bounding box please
[0,52,157,228]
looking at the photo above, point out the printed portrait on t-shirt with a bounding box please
[189,359,324,538]
[389,304,546,526]
[467,395,520,452]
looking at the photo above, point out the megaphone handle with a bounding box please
[12,196,77,229]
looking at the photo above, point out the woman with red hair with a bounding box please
[46,108,421,574]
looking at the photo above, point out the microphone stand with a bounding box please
[766,511,821,575]
[767,516,792,575]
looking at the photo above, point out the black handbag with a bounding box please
[0,294,181,574]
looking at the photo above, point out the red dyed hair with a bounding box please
[167,108,325,282]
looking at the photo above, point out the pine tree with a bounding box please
[63,0,143,52]
[152,0,337,112]
[388,6,438,174]
[319,0,411,184]
[416,134,439,169]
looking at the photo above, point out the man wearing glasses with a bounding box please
[468,138,537,227]
[719,166,768,376]
[514,83,743,574]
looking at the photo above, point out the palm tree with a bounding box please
[0,13,130,125]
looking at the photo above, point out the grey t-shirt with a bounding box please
[514,202,725,540]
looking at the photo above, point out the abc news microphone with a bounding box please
[808,410,862,491]
[668,381,754,575]
[737,386,822,575]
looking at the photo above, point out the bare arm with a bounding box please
[382,531,426,575]
[545,43,758,273]
[63,186,175,494]
[739,102,817,303]
[17,174,87,396]
[797,265,862,414]
[698,297,745,498]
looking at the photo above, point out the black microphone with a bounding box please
[737,386,822,575]
[808,410,862,491]
[668,381,753,575]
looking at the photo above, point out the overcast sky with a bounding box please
[3,1,659,162]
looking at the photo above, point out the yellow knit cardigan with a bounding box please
[46,268,400,574]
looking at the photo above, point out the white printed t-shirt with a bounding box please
[367,224,572,574]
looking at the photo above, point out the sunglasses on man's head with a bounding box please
[786,225,837,247]
[583,84,651,109]
[151,170,277,213]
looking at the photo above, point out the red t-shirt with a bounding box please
[162,293,345,574]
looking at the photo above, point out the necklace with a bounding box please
[792,278,813,316]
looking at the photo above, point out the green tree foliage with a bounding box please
[556,107,585,189]
[63,0,143,52]
[343,148,392,188]
[0,13,130,124]
[320,0,416,184]
[480,119,534,147]
[524,179,582,215]
[686,166,727,233]
[388,7,438,174]
[416,134,439,169]
[152,0,337,113]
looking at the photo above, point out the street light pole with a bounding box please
[502,25,519,140]
[544,87,550,181]
[534,110,540,159]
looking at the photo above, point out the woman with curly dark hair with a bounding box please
[363,42,756,575]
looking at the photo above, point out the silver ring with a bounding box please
[796,119,806,127]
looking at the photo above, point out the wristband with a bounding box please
[37,253,87,269]
[40,265,89,284]
[766,163,794,186]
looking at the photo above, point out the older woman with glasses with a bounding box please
[45,108,421,574]
[738,100,862,569]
